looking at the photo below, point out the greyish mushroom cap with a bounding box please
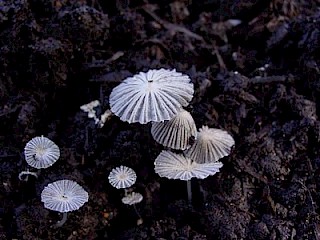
[24,136,60,169]
[151,109,197,150]
[154,150,223,181]
[109,68,194,124]
[122,192,143,205]
[108,166,137,189]
[41,180,89,213]
[185,126,235,164]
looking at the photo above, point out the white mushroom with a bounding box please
[24,136,60,169]
[185,126,235,164]
[122,192,143,205]
[109,68,194,124]
[154,150,223,181]
[41,180,89,227]
[108,166,137,189]
[151,109,197,150]
[122,191,144,225]
[154,150,223,204]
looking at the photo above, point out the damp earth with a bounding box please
[1,0,320,239]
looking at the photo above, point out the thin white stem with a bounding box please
[187,180,192,204]
[133,204,142,220]
[54,212,68,228]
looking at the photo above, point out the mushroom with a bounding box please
[41,180,89,227]
[20,136,60,180]
[108,166,137,189]
[109,68,194,124]
[24,136,60,169]
[185,126,235,164]
[121,192,143,205]
[154,150,223,204]
[122,192,144,225]
[151,108,197,150]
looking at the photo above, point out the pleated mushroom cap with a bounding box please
[41,180,89,213]
[24,136,60,169]
[151,109,197,150]
[108,166,137,189]
[185,126,235,164]
[122,192,143,205]
[109,68,194,124]
[154,150,223,181]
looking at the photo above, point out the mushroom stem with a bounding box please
[54,212,68,228]
[133,204,143,225]
[133,204,142,219]
[187,180,192,204]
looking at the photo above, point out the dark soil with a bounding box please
[1,0,320,239]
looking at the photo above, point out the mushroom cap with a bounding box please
[122,192,143,205]
[154,150,223,181]
[24,136,60,169]
[151,109,197,150]
[41,180,89,213]
[185,126,235,164]
[109,68,194,124]
[108,166,137,189]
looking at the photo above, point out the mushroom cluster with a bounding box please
[108,166,144,224]
[153,123,235,204]
[106,68,235,204]
[19,136,90,228]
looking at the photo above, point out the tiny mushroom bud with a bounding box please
[109,68,194,124]
[80,100,100,115]
[185,126,235,164]
[80,100,100,124]
[24,136,60,169]
[108,166,137,189]
[41,180,89,227]
[151,108,197,150]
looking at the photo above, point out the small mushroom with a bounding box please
[185,126,235,164]
[108,166,137,189]
[24,136,60,169]
[41,180,89,227]
[109,68,194,124]
[151,109,197,150]
[122,192,144,225]
[154,150,223,204]
[122,192,143,205]
[20,136,60,181]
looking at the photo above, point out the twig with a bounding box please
[142,5,204,41]
[213,45,227,71]
[84,51,124,69]
[248,75,291,84]
[0,105,21,117]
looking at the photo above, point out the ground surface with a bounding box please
[1,0,320,239]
